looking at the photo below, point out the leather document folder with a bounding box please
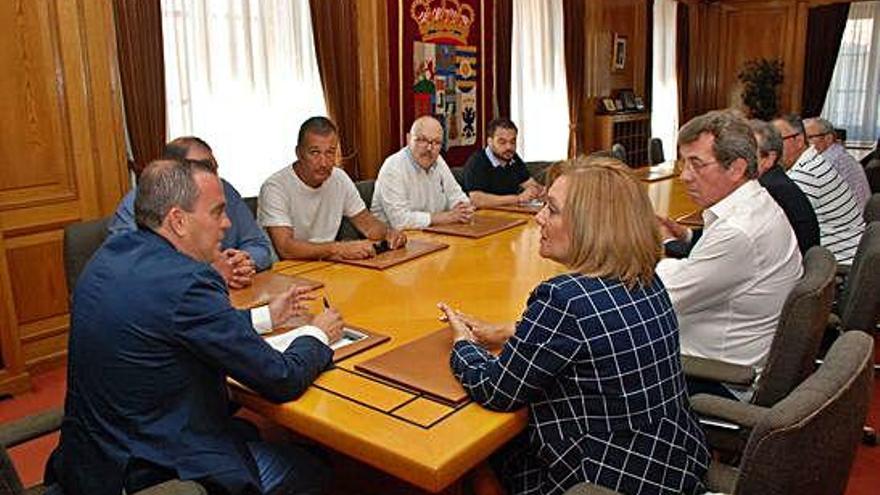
[676,209,704,228]
[230,271,323,309]
[633,162,678,182]
[423,215,526,239]
[355,326,468,406]
[329,239,448,270]
[486,201,544,215]
[266,324,390,363]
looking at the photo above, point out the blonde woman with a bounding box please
[439,158,709,495]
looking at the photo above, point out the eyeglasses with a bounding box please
[414,136,443,148]
[781,133,801,141]
[682,157,721,172]
[806,132,831,140]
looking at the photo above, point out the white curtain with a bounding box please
[510,0,569,162]
[822,1,880,144]
[651,0,678,160]
[161,0,327,196]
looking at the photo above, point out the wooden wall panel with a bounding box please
[0,0,127,389]
[682,0,858,119]
[355,0,393,180]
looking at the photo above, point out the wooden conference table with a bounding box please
[229,168,696,493]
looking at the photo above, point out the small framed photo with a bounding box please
[601,98,617,113]
[614,99,624,111]
[634,96,645,111]
[612,33,627,71]
[619,89,637,110]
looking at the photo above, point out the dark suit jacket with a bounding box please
[759,165,820,255]
[47,230,332,495]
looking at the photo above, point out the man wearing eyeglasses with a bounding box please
[804,117,870,210]
[259,116,406,261]
[773,114,864,265]
[656,110,802,400]
[372,115,474,229]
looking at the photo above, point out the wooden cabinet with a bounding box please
[0,0,128,390]
[594,112,651,167]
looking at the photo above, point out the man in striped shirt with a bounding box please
[773,115,864,264]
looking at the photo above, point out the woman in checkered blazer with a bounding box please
[441,158,710,495]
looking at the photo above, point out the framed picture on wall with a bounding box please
[612,33,627,71]
[601,98,617,113]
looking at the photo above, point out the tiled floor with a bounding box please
[3,363,880,493]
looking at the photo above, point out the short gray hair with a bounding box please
[806,117,835,134]
[678,110,758,179]
[748,119,783,165]
[134,159,215,230]
[777,113,805,136]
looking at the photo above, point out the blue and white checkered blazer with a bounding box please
[451,273,710,495]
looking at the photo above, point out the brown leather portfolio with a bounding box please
[329,239,448,270]
[230,271,324,309]
[676,209,704,228]
[423,215,526,239]
[355,326,468,406]
[264,324,390,363]
[633,163,678,182]
[486,202,544,215]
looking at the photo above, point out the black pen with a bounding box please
[322,296,330,309]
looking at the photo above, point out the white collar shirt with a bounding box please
[656,180,803,367]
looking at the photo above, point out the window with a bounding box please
[162,0,327,196]
[822,1,880,144]
[510,0,569,161]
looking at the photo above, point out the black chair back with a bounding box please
[63,217,110,295]
[648,138,665,165]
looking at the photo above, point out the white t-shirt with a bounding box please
[258,165,365,242]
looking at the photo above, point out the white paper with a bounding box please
[265,327,366,352]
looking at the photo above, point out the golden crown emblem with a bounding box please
[410,0,475,45]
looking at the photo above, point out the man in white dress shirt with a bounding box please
[371,115,474,230]
[656,110,803,399]
[259,117,406,260]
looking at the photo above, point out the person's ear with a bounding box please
[167,206,188,237]
[728,157,748,180]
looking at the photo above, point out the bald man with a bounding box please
[371,116,474,229]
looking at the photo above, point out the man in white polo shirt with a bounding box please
[773,114,864,265]
[259,117,406,260]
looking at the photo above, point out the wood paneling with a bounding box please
[682,0,858,120]
[581,0,651,153]
[355,0,393,180]
[0,0,127,387]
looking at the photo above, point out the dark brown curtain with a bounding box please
[113,0,166,176]
[801,3,850,117]
[676,2,690,126]
[494,0,513,119]
[309,0,361,179]
[562,0,586,158]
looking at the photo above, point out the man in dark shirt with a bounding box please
[749,119,820,255]
[461,118,544,208]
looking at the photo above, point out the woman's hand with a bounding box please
[437,303,514,350]
[437,302,474,342]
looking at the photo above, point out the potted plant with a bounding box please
[737,58,784,120]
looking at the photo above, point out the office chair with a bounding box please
[0,408,206,495]
[242,196,258,220]
[610,143,627,165]
[336,179,376,241]
[62,217,110,296]
[564,331,874,495]
[684,246,837,453]
[647,137,665,165]
[865,194,880,224]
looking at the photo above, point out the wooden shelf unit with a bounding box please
[595,112,651,167]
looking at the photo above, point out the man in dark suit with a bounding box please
[749,119,820,254]
[47,159,343,495]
